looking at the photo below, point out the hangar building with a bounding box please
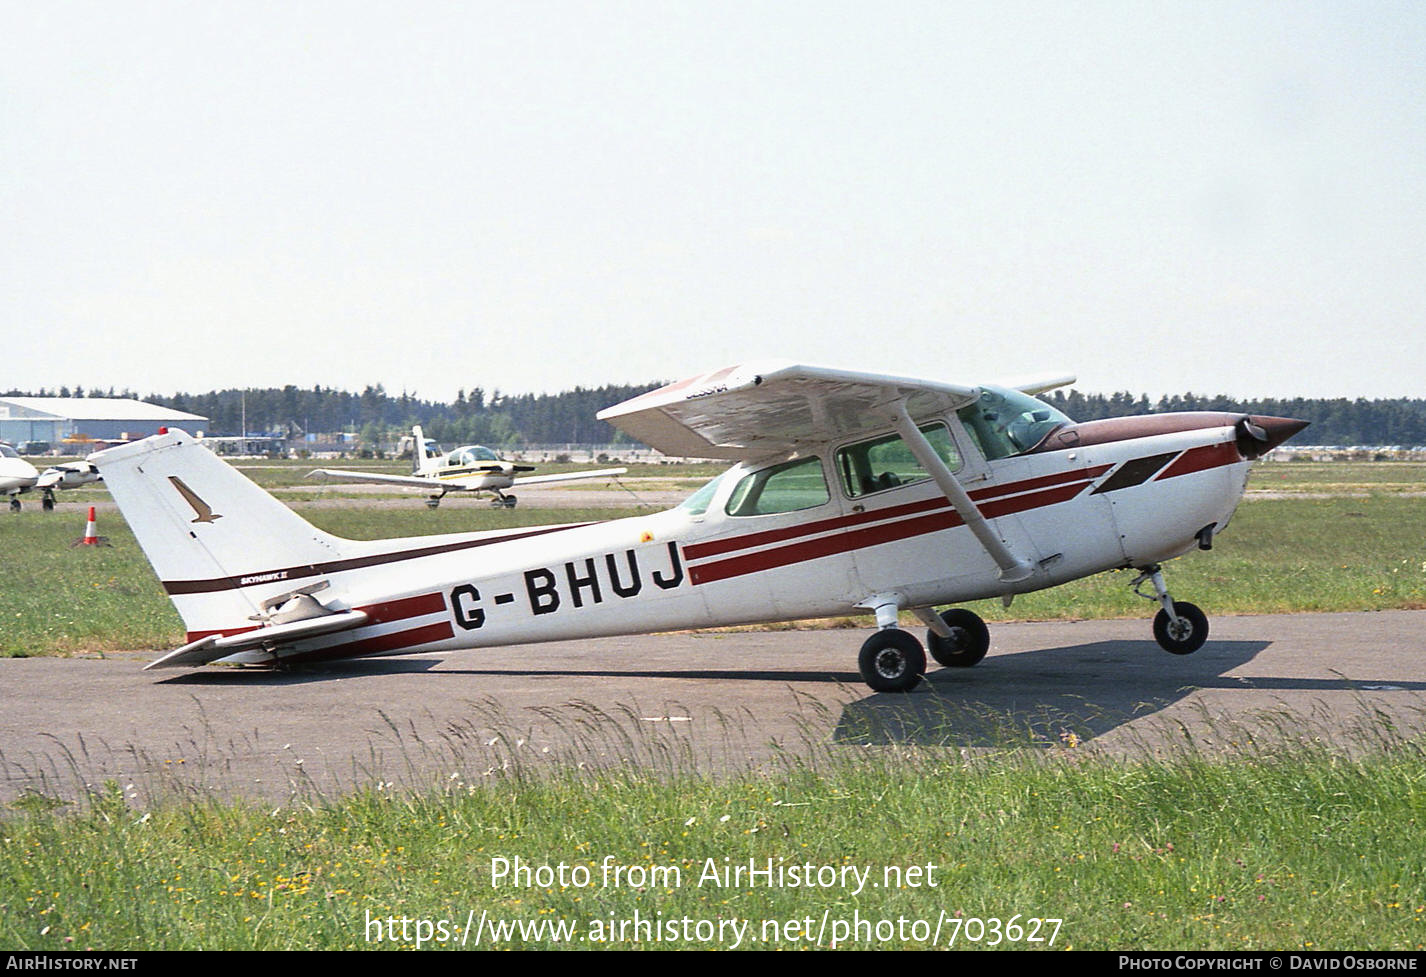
[0,397,209,449]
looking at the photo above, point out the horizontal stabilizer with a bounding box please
[143,609,371,670]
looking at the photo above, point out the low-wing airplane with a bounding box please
[1,443,39,511]
[91,362,1307,691]
[1,445,103,511]
[308,426,627,508]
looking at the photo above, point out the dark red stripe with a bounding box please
[184,591,447,644]
[163,523,594,596]
[689,481,1089,585]
[359,591,447,624]
[684,466,1109,563]
[691,510,960,585]
[281,621,456,664]
[969,464,1111,502]
[1155,442,1240,480]
[683,496,947,561]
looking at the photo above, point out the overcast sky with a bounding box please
[4,1,1423,402]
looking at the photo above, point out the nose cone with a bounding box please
[1237,415,1310,458]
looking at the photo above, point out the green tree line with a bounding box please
[7,383,1426,447]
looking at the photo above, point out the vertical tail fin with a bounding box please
[89,430,353,636]
[411,425,439,475]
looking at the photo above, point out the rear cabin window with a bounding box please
[836,423,960,499]
[725,456,830,516]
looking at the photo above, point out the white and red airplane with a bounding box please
[91,362,1307,691]
[309,426,626,508]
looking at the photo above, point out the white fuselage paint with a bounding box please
[179,418,1250,666]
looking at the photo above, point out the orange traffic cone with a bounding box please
[71,506,111,547]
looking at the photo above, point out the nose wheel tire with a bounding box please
[858,629,926,693]
[1152,601,1208,655]
[926,608,990,667]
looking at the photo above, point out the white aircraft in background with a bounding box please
[1,444,39,511]
[1,445,103,511]
[308,426,627,508]
[92,361,1307,691]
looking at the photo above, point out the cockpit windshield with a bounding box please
[956,386,1071,461]
[677,471,727,516]
[0,444,19,460]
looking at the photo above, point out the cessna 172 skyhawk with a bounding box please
[308,426,626,508]
[90,362,1307,691]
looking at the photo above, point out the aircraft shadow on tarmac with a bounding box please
[831,638,1279,748]
[157,636,1426,750]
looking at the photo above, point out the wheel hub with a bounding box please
[874,650,906,678]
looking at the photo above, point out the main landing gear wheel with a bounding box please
[858,628,926,693]
[926,608,990,668]
[1153,601,1209,655]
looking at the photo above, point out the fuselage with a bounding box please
[169,401,1298,666]
[0,445,38,497]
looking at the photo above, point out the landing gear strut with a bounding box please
[1132,564,1209,655]
[921,607,990,668]
[855,597,993,691]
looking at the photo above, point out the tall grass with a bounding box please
[3,707,1424,950]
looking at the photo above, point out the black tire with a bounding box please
[858,629,926,693]
[926,608,990,668]
[1153,601,1209,655]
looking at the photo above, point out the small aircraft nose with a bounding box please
[1237,415,1310,458]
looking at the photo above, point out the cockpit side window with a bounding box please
[678,472,726,516]
[836,423,960,499]
[725,456,830,517]
[956,386,1070,461]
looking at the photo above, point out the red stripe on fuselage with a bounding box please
[183,591,447,644]
[279,621,457,664]
[1155,441,1241,481]
[687,480,1091,585]
[683,465,1110,564]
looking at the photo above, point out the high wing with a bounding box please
[597,361,984,460]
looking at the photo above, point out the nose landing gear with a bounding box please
[1132,564,1209,655]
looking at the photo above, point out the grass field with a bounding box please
[4,730,1424,950]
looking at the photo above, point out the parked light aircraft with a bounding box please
[1,444,39,511]
[1,445,103,511]
[91,362,1307,691]
[308,426,627,508]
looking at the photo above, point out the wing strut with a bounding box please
[890,402,1033,583]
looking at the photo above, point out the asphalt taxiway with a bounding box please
[3,610,1424,804]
